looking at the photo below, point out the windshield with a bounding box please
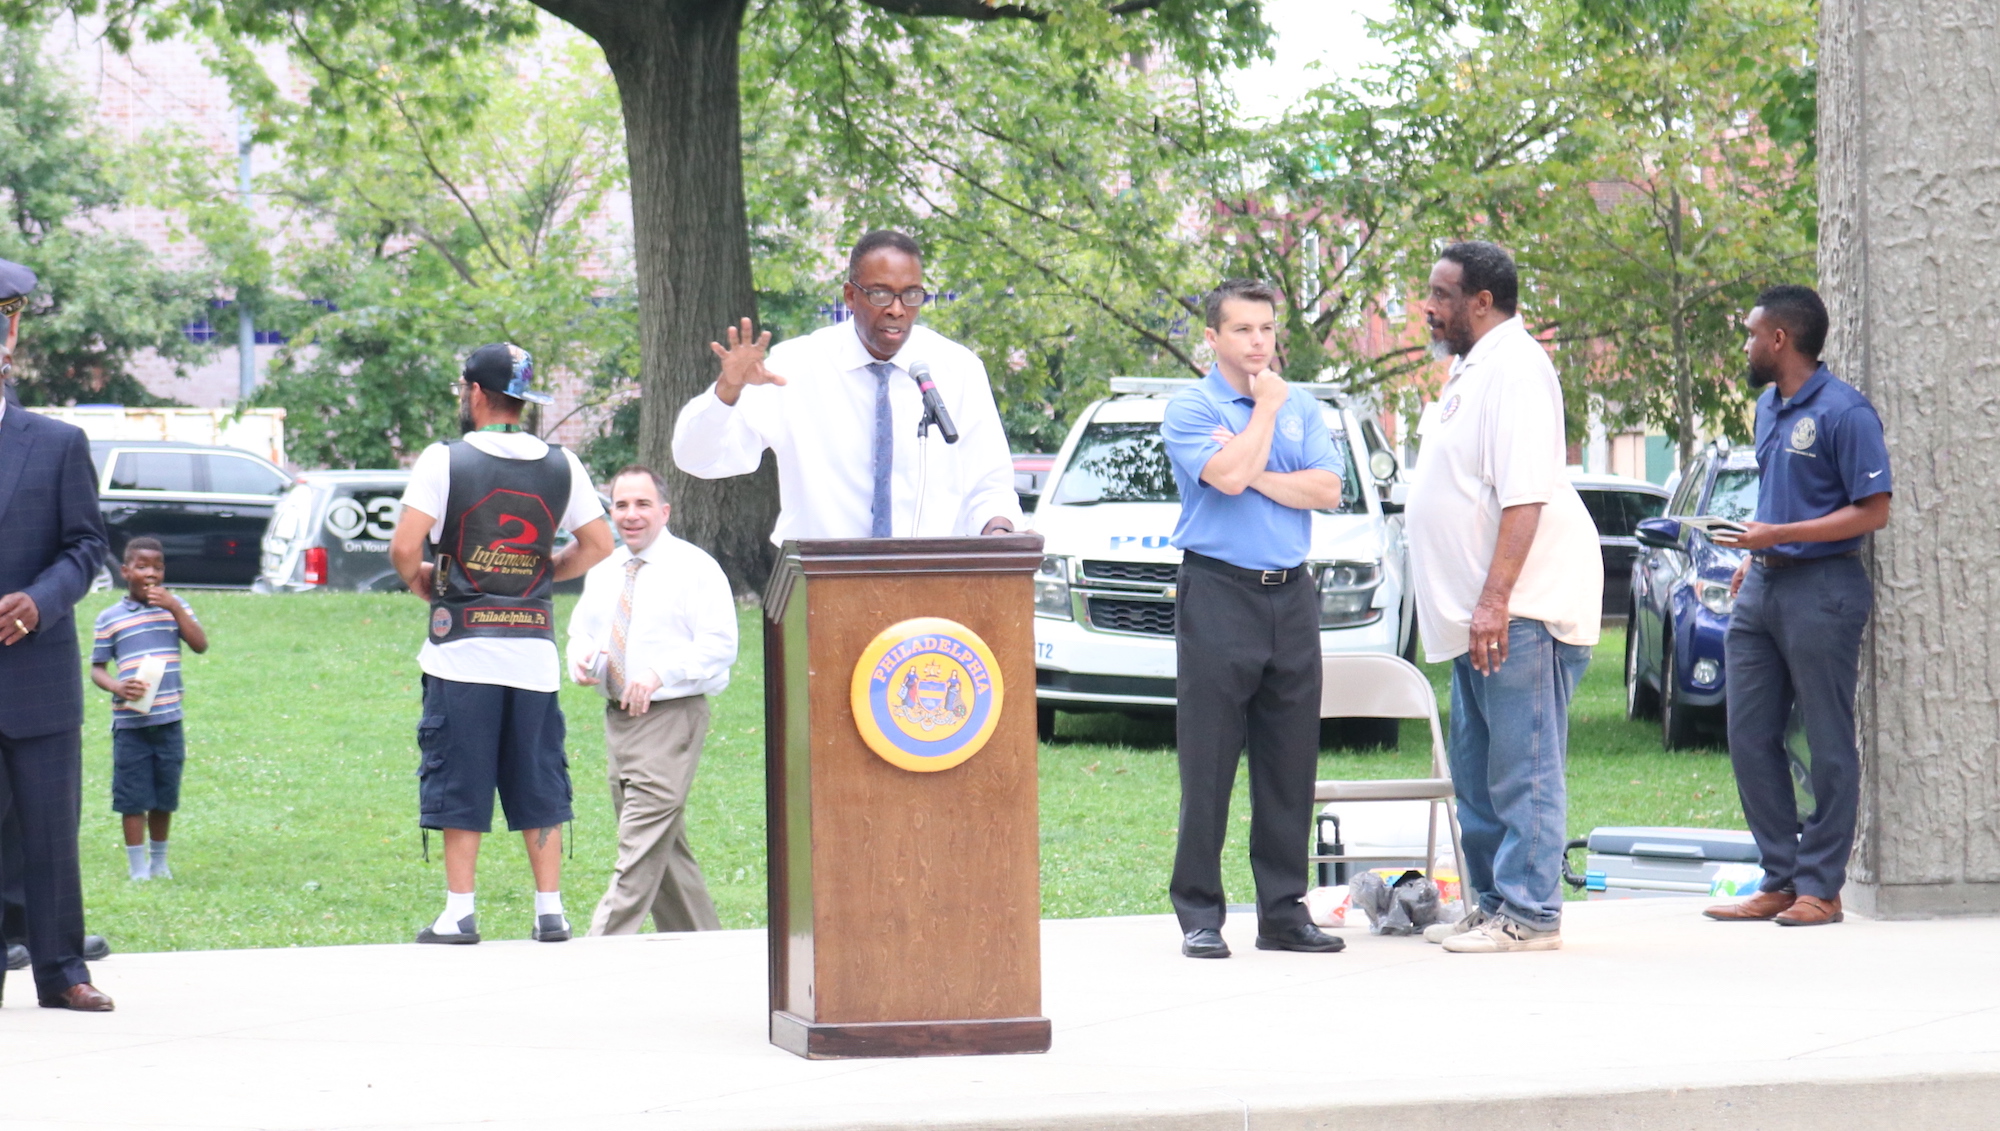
[1048,415,1365,514]
[1705,468,1760,524]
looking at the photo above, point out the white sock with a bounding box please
[148,839,170,877]
[125,844,148,880]
[432,890,476,934]
[533,891,564,919]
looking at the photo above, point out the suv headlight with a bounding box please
[1315,560,1382,629]
[1034,555,1072,620]
[1695,578,1736,616]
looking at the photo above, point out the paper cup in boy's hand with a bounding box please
[130,654,168,714]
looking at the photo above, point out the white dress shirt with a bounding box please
[565,530,738,701]
[671,319,1023,543]
[1406,315,1602,662]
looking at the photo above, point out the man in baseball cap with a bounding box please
[0,256,117,1009]
[387,342,612,946]
[461,342,555,407]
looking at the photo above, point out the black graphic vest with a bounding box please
[427,440,572,644]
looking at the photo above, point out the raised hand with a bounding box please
[708,318,783,405]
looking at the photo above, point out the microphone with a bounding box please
[908,361,959,444]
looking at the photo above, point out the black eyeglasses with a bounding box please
[851,283,930,309]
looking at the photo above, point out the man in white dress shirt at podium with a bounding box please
[673,230,1021,541]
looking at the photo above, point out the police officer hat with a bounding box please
[0,257,37,316]
[462,341,553,406]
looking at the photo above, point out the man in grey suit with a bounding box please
[0,258,114,1010]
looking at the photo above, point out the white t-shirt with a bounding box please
[1405,316,1602,662]
[400,432,606,692]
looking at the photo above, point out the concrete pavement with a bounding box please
[3,898,1998,1130]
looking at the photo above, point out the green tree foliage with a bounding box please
[1477,0,1818,460]
[245,29,636,469]
[0,20,214,406]
[738,2,1269,451]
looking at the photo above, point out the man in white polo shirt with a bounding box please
[1405,241,1601,954]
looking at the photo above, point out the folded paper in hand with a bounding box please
[1671,514,1749,540]
[130,654,168,715]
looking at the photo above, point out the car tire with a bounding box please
[1321,717,1401,751]
[1660,636,1701,750]
[1625,604,1660,721]
[1400,605,1420,664]
[1036,703,1057,742]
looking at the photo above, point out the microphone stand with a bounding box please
[912,404,938,536]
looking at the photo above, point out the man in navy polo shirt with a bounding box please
[1160,278,1347,960]
[1705,285,1891,928]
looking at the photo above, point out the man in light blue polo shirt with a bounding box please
[1705,285,1892,928]
[1159,278,1347,960]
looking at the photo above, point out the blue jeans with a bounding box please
[1448,619,1591,930]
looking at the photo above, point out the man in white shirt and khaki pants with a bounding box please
[568,465,738,934]
[1406,242,1601,954]
[672,230,1021,543]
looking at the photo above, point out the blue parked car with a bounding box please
[1625,443,1758,749]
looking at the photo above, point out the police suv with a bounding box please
[1026,377,1415,743]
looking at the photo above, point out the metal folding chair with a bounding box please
[1309,653,1465,887]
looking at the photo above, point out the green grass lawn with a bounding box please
[70,592,1742,952]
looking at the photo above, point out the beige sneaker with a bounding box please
[1441,916,1561,953]
[1423,907,1486,945]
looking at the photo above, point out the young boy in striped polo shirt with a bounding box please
[90,537,208,881]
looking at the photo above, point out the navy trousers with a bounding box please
[1724,556,1873,900]
[0,726,90,1002]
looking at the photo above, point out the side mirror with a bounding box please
[1634,516,1683,550]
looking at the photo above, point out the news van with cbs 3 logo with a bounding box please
[1023,377,1418,745]
[258,469,604,595]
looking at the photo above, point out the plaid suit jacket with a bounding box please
[0,391,108,739]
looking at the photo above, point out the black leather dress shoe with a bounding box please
[83,935,110,961]
[1181,927,1230,959]
[4,943,24,971]
[1255,923,1346,953]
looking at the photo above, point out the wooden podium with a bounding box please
[762,535,1051,1059]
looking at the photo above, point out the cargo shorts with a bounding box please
[416,675,573,833]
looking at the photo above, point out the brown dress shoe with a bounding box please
[39,983,114,1012]
[1775,895,1843,926]
[1704,889,1797,921]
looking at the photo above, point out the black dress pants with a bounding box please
[0,726,89,1002]
[1170,553,1321,933]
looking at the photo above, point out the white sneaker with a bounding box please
[1441,916,1561,953]
[1423,907,1486,944]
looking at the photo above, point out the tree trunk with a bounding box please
[533,0,779,594]
[1667,185,1695,471]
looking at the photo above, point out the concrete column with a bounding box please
[1820,0,2000,917]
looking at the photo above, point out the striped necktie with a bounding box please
[867,361,894,537]
[605,556,645,701]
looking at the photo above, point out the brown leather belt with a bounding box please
[1755,550,1859,570]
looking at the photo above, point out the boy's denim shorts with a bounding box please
[112,720,187,815]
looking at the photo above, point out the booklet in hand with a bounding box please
[1671,514,1750,542]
